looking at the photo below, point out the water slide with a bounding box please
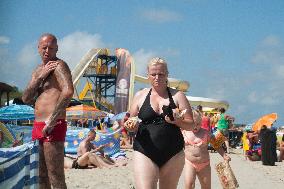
[135,75,190,92]
[72,48,110,87]
[72,49,229,110]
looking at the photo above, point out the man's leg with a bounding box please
[38,142,51,189]
[44,142,67,189]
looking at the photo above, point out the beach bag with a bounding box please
[209,130,226,149]
[215,161,239,189]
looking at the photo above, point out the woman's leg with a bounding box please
[196,164,211,189]
[184,159,197,189]
[133,151,159,189]
[159,150,185,189]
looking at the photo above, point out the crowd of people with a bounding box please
[242,125,284,165]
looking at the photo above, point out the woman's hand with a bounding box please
[124,117,139,131]
[165,108,188,125]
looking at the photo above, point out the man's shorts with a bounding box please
[32,119,67,142]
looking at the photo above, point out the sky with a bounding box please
[0,0,283,126]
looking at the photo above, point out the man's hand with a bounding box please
[42,120,56,137]
[39,61,58,80]
[98,143,110,150]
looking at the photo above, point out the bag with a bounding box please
[215,161,239,189]
[210,130,226,149]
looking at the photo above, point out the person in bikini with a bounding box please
[182,109,231,189]
[124,57,195,189]
[22,33,74,188]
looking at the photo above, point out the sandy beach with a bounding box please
[65,149,284,189]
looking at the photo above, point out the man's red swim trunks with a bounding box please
[32,119,67,142]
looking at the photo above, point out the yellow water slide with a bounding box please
[134,75,190,92]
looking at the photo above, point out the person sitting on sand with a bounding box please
[182,109,231,189]
[65,130,126,169]
[64,150,106,169]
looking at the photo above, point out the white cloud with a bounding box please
[132,49,156,76]
[274,65,284,78]
[0,36,10,44]
[17,43,38,66]
[248,89,280,105]
[57,31,106,70]
[261,35,281,47]
[163,48,181,57]
[251,35,284,65]
[141,9,182,23]
[251,50,283,64]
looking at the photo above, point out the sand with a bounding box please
[65,149,284,189]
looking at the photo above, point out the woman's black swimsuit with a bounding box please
[133,88,184,167]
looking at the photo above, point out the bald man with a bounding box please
[22,33,74,189]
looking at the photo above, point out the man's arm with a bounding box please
[43,61,74,135]
[22,68,42,105]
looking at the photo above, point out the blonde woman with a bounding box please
[125,57,195,189]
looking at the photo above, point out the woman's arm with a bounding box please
[124,89,145,131]
[128,89,145,117]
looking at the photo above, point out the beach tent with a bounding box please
[66,104,106,120]
[186,96,229,110]
[0,104,34,121]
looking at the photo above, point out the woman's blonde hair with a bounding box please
[147,57,169,74]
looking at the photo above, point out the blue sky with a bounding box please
[1,0,283,126]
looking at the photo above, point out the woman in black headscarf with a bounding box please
[259,125,277,165]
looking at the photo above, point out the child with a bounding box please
[182,109,231,189]
[241,131,250,160]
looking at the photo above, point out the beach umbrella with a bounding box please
[252,113,277,131]
[66,104,106,120]
[0,104,34,121]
